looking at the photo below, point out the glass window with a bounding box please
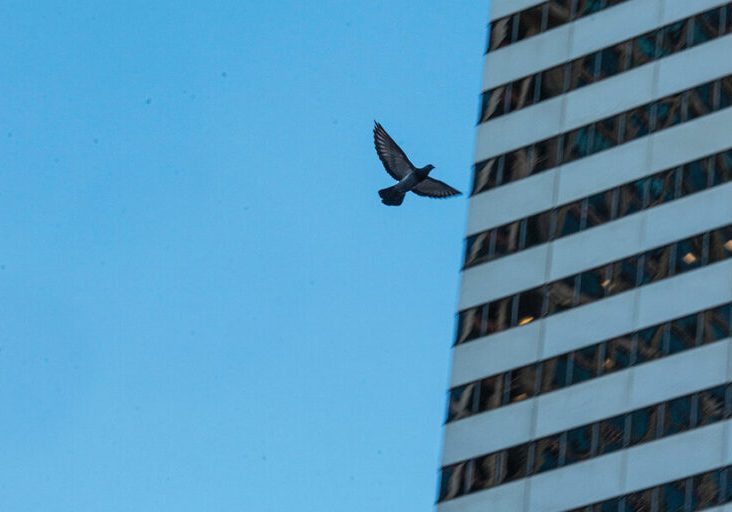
[629,405,660,446]
[697,385,726,426]
[541,354,570,393]
[555,200,584,237]
[504,444,529,481]
[626,489,654,512]
[575,0,605,17]
[631,31,657,67]
[702,305,731,344]
[469,453,501,492]
[674,234,705,274]
[598,414,625,455]
[447,383,477,422]
[508,365,537,403]
[667,313,699,355]
[686,82,715,121]
[480,86,508,123]
[546,0,573,30]
[655,94,682,131]
[487,297,513,334]
[472,157,500,194]
[598,41,630,79]
[565,424,594,464]
[570,345,599,385]
[658,19,689,57]
[533,435,561,473]
[539,64,567,101]
[532,137,562,174]
[603,335,633,373]
[439,462,467,501]
[516,5,545,41]
[596,498,622,512]
[719,75,732,109]
[489,16,512,51]
[681,158,711,196]
[493,221,521,257]
[569,52,598,90]
[509,75,537,112]
[659,478,687,512]
[709,225,732,263]
[504,147,532,183]
[586,189,616,228]
[691,8,721,47]
[516,287,544,327]
[662,394,692,436]
[692,470,723,509]
[624,104,652,140]
[464,231,492,268]
[640,246,672,284]
[546,276,577,315]
[479,374,505,412]
[563,126,593,163]
[714,150,732,185]
[608,256,638,294]
[645,169,677,207]
[617,181,644,217]
[577,265,610,305]
[593,116,621,153]
[525,211,554,247]
[635,324,666,363]
[456,306,484,344]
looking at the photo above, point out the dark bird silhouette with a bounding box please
[373,121,461,206]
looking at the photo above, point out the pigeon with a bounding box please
[373,121,461,206]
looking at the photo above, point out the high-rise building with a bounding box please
[438,1,732,511]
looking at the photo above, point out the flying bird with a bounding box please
[373,121,461,206]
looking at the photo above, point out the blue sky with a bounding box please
[0,2,488,510]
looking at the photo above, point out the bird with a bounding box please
[372,121,461,206]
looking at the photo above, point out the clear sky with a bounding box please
[0,2,488,510]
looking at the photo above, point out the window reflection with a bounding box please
[456,307,484,344]
[577,265,610,305]
[709,226,732,262]
[516,5,545,41]
[667,313,698,355]
[525,211,553,247]
[658,20,688,57]
[692,471,722,509]
[493,221,521,257]
[489,17,511,51]
[691,9,721,46]
[569,52,598,89]
[532,137,561,174]
[487,297,513,334]
[625,105,652,139]
[674,235,705,274]
[504,445,529,481]
[586,189,616,227]
[702,305,731,344]
[565,424,594,464]
[575,0,605,17]
[472,158,500,194]
[662,395,691,436]
[686,82,715,120]
[720,76,732,109]
[697,385,726,426]
[603,335,633,373]
[546,277,577,315]
[632,31,657,67]
[659,479,687,512]
[640,246,672,284]
[540,64,566,101]
[617,181,644,217]
[563,126,593,163]
[509,76,537,112]
[541,354,570,393]
[629,405,659,446]
[479,374,505,412]
[464,231,491,268]
[655,94,682,130]
[635,324,666,363]
[571,345,599,384]
[508,365,537,403]
[447,383,477,422]
[469,454,501,491]
[480,86,508,123]
[504,147,533,183]
[626,489,654,512]
[598,414,625,455]
[546,0,573,30]
[515,288,544,327]
[645,169,677,207]
[593,116,621,153]
[555,201,584,237]
[598,42,630,79]
[439,462,467,501]
[533,435,561,473]
[681,158,710,196]
[714,150,732,185]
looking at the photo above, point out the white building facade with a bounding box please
[439,1,732,511]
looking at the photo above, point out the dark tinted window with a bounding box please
[493,221,521,257]
[439,462,467,501]
[617,181,644,217]
[571,345,599,385]
[674,234,705,274]
[472,158,500,194]
[577,265,610,305]
[546,277,577,315]
[565,424,594,464]
[533,435,561,473]
[487,297,513,334]
[662,394,692,436]
[629,405,659,445]
[447,383,477,422]
[697,385,726,426]
[635,324,666,363]
[525,211,554,247]
[655,94,682,130]
[686,82,715,120]
[658,19,689,57]
[541,354,570,393]
[586,189,616,227]
[509,76,538,112]
[692,470,723,509]
[516,288,544,327]
[489,17,511,51]
[640,246,672,284]
[464,231,492,267]
[681,158,711,195]
[456,307,484,344]
[508,365,537,403]
[714,150,732,185]
[632,31,657,67]
[569,52,598,89]
[540,64,566,101]
[516,5,545,41]
[691,8,721,46]
[593,116,621,153]
[479,374,505,412]
[598,42,630,79]
[608,257,638,294]
[469,454,501,491]
[709,226,732,262]
[555,201,584,237]
[603,335,633,373]
[624,105,652,139]
[546,0,573,29]
[533,137,561,174]
[598,414,625,454]
[645,169,677,207]
[667,313,698,355]
[480,86,508,123]
[702,305,731,344]
[659,478,687,512]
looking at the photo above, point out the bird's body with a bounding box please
[372,121,461,206]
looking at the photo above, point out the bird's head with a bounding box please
[424,164,435,174]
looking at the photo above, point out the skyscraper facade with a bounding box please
[438,1,732,511]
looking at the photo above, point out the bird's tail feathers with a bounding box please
[378,186,405,206]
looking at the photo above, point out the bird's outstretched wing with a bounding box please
[413,177,462,198]
[373,121,416,181]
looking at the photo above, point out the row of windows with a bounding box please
[447,303,732,423]
[566,465,732,512]
[465,148,732,269]
[438,383,731,502]
[472,72,732,196]
[487,0,629,53]
[482,4,731,123]
[456,223,732,345]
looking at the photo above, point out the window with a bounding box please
[674,234,705,274]
[658,19,689,57]
[697,385,726,426]
[691,8,721,47]
[667,313,699,355]
[509,76,537,112]
[489,17,511,51]
[681,158,711,196]
[504,444,529,481]
[516,5,545,41]
[702,305,731,344]
[659,478,687,512]
[532,137,562,174]
[575,0,605,17]
[546,0,573,30]
[447,383,477,422]
[640,246,672,284]
[479,374,505,412]
[439,462,467,501]
[577,265,610,305]
[662,394,692,436]
[626,489,654,512]
[480,86,508,123]
[539,64,567,101]
[624,104,652,139]
[541,354,570,393]
[503,147,533,182]
[546,276,577,315]
[570,345,599,384]
[603,335,633,373]
[709,225,732,262]
[565,424,594,464]
[607,256,638,295]
[598,42,630,79]
[555,200,584,237]
[631,31,657,67]
[569,52,598,89]
[487,297,513,334]
[593,116,621,153]
[515,288,544,327]
[645,169,677,207]
[598,414,626,454]
[692,470,723,509]
[456,307,484,344]
[629,405,659,446]
[533,435,561,473]
[714,150,732,185]
[635,324,666,363]
[524,211,554,247]
[493,221,521,257]
[617,181,644,217]
[655,94,682,130]
[586,189,616,227]
[563,126,593,163]
[464,231,491,267]
[508,365,537,403]
[720,76,732,109]
[686,82,715,120]
[469,454,501,491]
[472,158,500,194]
